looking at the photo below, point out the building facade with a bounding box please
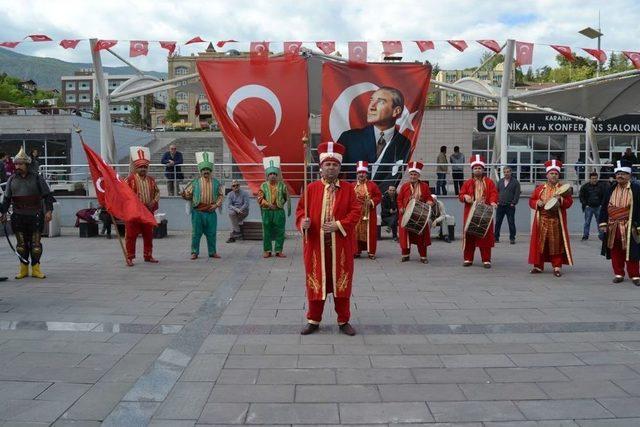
[61,70,135,119]
[433,63,516,107]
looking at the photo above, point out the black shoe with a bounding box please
[339,323,356,336]
[226,237,236,243]
[582,236,588,241]
[300,323,319,335]
[444,236,451,243]
[495,238,500,243]
[613,276,624,284]
[510,240,515,245]
[633,278,640,286]
[0,277,7,282]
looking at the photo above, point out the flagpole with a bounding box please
[302,131,309,243]
[74,124,129,265]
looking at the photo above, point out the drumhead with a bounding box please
[544,197,558,210]
[401,199,416,227]
[555,183,572,195]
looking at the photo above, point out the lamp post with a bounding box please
[579,23,604,77]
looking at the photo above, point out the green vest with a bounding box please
[190,177,220,209]
[261,181,291,216]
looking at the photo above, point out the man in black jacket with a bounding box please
[494,166,520,244]
[579,172,607,241]
[380,185,399,241]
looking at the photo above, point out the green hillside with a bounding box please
[0,47,167,90]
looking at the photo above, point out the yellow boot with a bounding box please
[30,264,46,279]
[15,263,29,279]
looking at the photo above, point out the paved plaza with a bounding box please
[1,230,640,426]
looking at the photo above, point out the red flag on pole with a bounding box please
[250,42,270,62]
[27,34,52,42]
[583,48,607,63]
[447,40,468,52]
[82,143,157,227]
[94,40,117,52]
[159,41,176,55]
[381,41,403,55]
[216,39,237,48]
[315,41,336,54]
[283,41,302,57]
[477,40,502,53]
[348,41,368,63]
[623,51,640,70]
[60,39,81,49]
[515,41,534,65]
[414,40,434,52]
[186,36,206,45]
[0,41,20,48]
[196,56,308,194]
[551,45,576,62]
[129,40,149,57]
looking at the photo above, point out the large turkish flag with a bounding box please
[321,62,431,192]
[197,56,308,194]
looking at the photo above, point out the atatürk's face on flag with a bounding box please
[367,89,401,128]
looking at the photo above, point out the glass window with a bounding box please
[198,94,207,100]
[472,133,489,151]
[613,135,635,148]
[597,136,611,151]
[176,92,187,101]
[532,135,549,151]
[201,103,210,112]
[549,135,566,150]
[66,94,76,102]
[177,103,188,112]
[508,134,529,148]
[79,82,90,90]
[79,94,90,102]
[65,81,76,90]
[175,66,189,75]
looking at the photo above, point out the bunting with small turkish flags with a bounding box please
[348,41,368,63]
[94,40,117,52]
[60,39,81,49]
[316,41,335,54]
[129,40,149,57]
[186,36,206,45]
[515,41,534,65]
[159,41,176,55]
[447,40,468,52]
[583,48,607,63]
[216,39,237,48]
[283,41,302,57]
[381,41,402,55]
[27,34,52,42]
[0,41,19,48]
[623,51,640,70]
[250,41,270,62]
[414,40,434,52]
[551,45,575,62]
[477,40,502,53]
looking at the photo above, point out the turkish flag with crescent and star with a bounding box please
[321,62,431,192]
[623,51,640,70]
[515,41,534,65]
[129,40,149,57]
[82,143,157,226]
[196,56,308,194]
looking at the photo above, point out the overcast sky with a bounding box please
[0,0,638,72]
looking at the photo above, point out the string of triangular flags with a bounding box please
[2,35,640,69]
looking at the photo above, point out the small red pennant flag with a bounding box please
[159,41,177,55]
[348,41,367,63]
[216,39,237,48]
[129,40,149,57]
[583,48,607,64]
[414,40,434,52]
[27,34,52,42]
[94,40,117,52]
[550,45,576,62]
[477,40,502,53]
[283,41,302,57]
[60,39,81,49]
[315,41,335,54]
[185,36,206,45]
[623,51,640,70]
[381,40,403,55]
[250,41,270,62]
[0,41,20,48]
[515,41,534,65]
[447,40,468,52]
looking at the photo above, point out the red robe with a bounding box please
[353,180,382,255]
[296,179,361,301]
[459,177,498,250]
[398,181,433,250]
[528,183,574,266]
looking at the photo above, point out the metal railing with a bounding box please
[36,162,627,197]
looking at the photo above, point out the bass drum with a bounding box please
[401,199,431,235]
[464,202,495,238]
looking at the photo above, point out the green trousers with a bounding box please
[191,210,217,256]
[262,208,286,253]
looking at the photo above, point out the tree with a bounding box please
[129,99,142,126]
[165,98,180,123]
[479,51,504,70]
[92,98,100,120]
[143,94,153,128]
[525,67,534,82]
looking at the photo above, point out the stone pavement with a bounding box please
[1,230,640,426]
